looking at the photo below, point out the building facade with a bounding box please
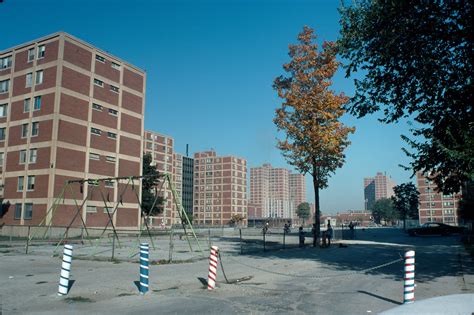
[0,32,146,228]
[250,163,306,219]
[193,150,247,226]
[364,172,396,210]
[181,155,194,219]
[417,172,461,225]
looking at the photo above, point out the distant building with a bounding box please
[143,131,179,226]
[181,155,194,219]
[193,150,247,226]
[417,172,461,225]
[364,172,396,210]
[250,163,306,219]
[336,210,373,227]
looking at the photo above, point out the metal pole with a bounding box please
[139,243,149,294]
[263,231,266,252]
[239,228,243,255]
[283,230,286,249]
[404,250,416,304]
[168,228,174,263]
[25,226,31,254]
[111,234,116,261]
[58,244,73,296]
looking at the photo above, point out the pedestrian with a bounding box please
[327,221,333,247]
[263,222,269,235]
[349,221,355,240]
[299,226,305,247]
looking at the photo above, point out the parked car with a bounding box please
[408,222,465,236]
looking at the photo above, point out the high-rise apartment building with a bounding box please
[289,173,306,219]
[417,172,461,225]
[250,164,306,219]
[181,155,194,219]
[143,130,180,225]
[193,150,247,226]
[0,32,145,228]
[364,172,396,210]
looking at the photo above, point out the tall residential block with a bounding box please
[250,163,306,219]
[193,150,247,226]
[143,130,179,226]
[364,172,396,210]
[181,155,194,219]
[417,172,461,225]
[0,32,146,228]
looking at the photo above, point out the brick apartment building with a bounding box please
[249,163,306,220]
[417,172,462,225]
[0,32,145,229]
[143,130,179,226]
[193,150,247,226]
[364,172,396,210]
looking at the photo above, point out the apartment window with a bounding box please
[33,96,41,111]
[24,203,33,220]
[107,132,117,139]
[91,127,101,135]
[0,152,4,167]
[29,149,37,163]
[92,103,103,111]
[0,103,7,117]
[27,175,35,190]
[103,207,112,214]
[444,209,454,215]
[108,108,118,116]
[35,70,44,85]
[111,62,120,70]
[106,156,116,163]
[37,45,45,59]
[86,205,97,213]
[105,180,114,188]
[94,79,104,87]
[27,48,35,62]
[0,55,12,69]
[19,150,27,164]
[14,204,22,220]
[96,55,106,63]
[31,122,39,136]
[89,153,100,160]
[110,85,119,93]
[24,98,31,112]
[21,124,28,138]
[0,79,10,93]
[0,127,5,140]
[25,73,33,88]
[18,176,24,191]
[23,203,33,220]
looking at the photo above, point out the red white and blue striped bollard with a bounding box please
[58,244,73,296]
[403,250,415,304]
[139,243,149,294]
[207,245,219,290]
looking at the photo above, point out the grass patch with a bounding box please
[64,296,94,303]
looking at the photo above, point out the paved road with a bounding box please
[1,228,472,314]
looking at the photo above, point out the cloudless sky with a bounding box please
[0,0,415,214]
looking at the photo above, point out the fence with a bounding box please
[0,224,367,261]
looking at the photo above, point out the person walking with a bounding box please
[349,221,355,240]
[327,221,333,247]
[299,226,305,247]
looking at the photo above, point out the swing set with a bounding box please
[28,173,204,257]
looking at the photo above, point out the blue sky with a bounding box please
[0,0,415,213]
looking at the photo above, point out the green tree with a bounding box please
[371,198,397,225]
[296,202,311,225]
[392,183,420,230]
[142,153,165,216]
[274,26,355,246]
[338,1,473,193]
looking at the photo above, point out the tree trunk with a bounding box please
[313,173,320,247]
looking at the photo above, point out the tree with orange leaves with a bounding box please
[273,26,355,247]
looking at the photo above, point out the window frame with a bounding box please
[0,55,12,69]
[27,175,35,191]
[89,153,100,160]
[31,122,39,137]
[92,103,103,111]
[107,132,117,139]
[0,103,7,117]
[111,62,120,70]
[37,45,45,59]
[29,148,37,163]
[0,79,10,94]
[93,79,104,87]
[105,156,116,163]
[14,204,22,220]
[0,127,5,141]
[91,127,101,136]
[35,70,44,85]
[27,48,35,62]
[86,205,97,213]
[18,176,24,191]
[21,123,29,138]
[24,98,31,113]
[108,108,118,116]
[19,150,27,164]
[95,55,106,63]
[24,203,33,220]
[33,96,41,111]
[25,73,33,88]
[110,85,119,93]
